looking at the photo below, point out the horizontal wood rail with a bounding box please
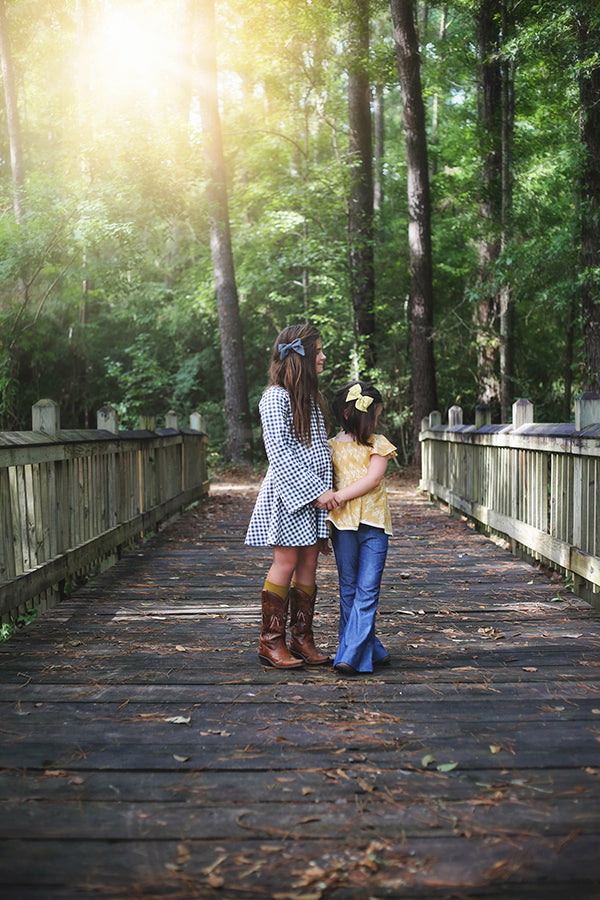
[419,393,600,609]
[0,401,208,623]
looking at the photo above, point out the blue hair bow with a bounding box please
[278,338,305,361]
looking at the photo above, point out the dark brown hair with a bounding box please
[269,323,328,445]
[332,381,383,446]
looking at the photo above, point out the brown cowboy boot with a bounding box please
[258,590,304,668]
[289,586,331,665]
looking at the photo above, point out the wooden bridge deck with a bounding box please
[1,470,599,899]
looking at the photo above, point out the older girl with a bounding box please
[245,324,338,668]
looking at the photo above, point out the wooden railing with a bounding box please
[419,393,600,609]
[0,400,209,624]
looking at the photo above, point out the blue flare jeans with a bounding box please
[330,523,389,672]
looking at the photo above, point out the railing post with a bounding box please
[97,406,119,434]
[448,405,463,427]
[138,415,156,431]
[575,392,600,430]
[419,416,432,493]
[573,393,600,554]
[512,398,534,427]
[165,411,178,430]
[190,412,203,432]
[32,399,60,436]
[475,404,491,428]
[429,410,442,427]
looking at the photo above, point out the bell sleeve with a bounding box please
[259,388,331,512]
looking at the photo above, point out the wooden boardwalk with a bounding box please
[1,470,599,899]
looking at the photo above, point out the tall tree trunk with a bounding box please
[564,293,576,419]
[428,7,447,182]
[578,10,600,391]
[390,0,437,461]
[196,0,253,464]
[475,0,502,419]
[499,0,515,422]
[373,82,384,215]
[0,0,24,222]
[347,0,376,372]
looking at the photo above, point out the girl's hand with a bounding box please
[313,490,340,511]
[317,537,332,556]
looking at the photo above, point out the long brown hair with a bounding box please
[269,323,328,445]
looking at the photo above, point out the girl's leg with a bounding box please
[266,545,302,588]
[292,542,319,587]
[334,525,388,672]
[288,543,330,665]
[330,526,359,642]
[259,546,303,669]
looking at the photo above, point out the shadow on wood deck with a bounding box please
[0,469,599,899]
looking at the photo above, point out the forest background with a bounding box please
[0,0,599,468]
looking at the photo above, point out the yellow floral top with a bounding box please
[326,434,397,535]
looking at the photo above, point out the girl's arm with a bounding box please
[261,388,332,511]
[333,454,389,504]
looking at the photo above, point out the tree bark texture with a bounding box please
[390,0,437,459]
[476,0,502,418]
[499,0,515,422]
[578,11,600,392]
[196,0,253,464]
[373,82,384,214]
[348,0,376,371]
[0,0,24,222]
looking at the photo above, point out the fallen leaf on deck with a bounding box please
[164,716,191,725]
[357,777,375,792]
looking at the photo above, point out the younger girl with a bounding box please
[325,381,397,675]
[245,324,338,669]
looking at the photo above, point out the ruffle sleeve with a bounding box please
[370,434,397,459]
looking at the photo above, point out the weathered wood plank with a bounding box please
[0,835,598,899]
[0,471,598,899]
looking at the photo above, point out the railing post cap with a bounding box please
[138,415,157,431]
[32,399,61,436]
[512,398,534,427]
[97,405,119,435]
[33,398,59,412]
[475,403,492,427]
[577,391,600,401]
[448,405,463,426]
[190,412,203,432]
[575,391,600,429]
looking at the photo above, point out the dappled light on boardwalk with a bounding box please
[0,469,599,898]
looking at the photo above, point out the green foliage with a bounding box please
[0,0,593,451]
[0,606,38,643]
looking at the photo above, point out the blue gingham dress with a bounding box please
[245,386,332,547]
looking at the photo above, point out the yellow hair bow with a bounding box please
[346,383,373,412]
